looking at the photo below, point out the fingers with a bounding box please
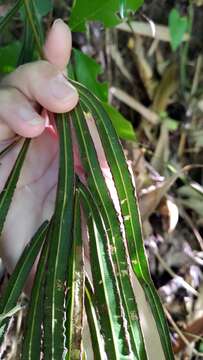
[2,60,78,113]
[0,86,46,140]
[0,19,78,140]
[43,19,72,71]
[0,123,14,141]
[2,19,78,113]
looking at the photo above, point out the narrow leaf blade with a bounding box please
[43,114,74,359]
[72,81,174,359]
[80,183,130,359]
[21,223,51,360]
[0,221,49,343]
[85,277,105,360]
[0,138,30,237]
[70,99,147,359]
[66,190,85,360]
[0,0,23,32]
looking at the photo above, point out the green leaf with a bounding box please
[169,9,188,51]
[71,106,147,358]
[71,81,174,359]
[0,138,30,237]
[72,49,135,140]
[72,49,108,102]
[69,0,143,32]
[21,224,50,360]
[17,14,36,65]
[160,112,179,131]
[85,277,104,360]
[66,190,84,360]
[43,114,75,359]
[0,41,21,74]
[23,0,44,58]
[0,304,23,322]
[0,325,6,339]
[102,102,136,141]
[20,0,49,64]
[164,118,179,131]
[35,0,52,16]
[21,0,52,18]
[80,183,133,358]
[0,0,23,32]
[119,0,127,19]
[199,341,203,353]
[0,221,49,343]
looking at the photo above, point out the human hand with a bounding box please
[0,19,79,273]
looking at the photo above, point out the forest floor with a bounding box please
[74,1,203,358]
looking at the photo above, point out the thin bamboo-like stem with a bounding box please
[23,0,44,58]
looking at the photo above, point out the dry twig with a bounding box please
[117,21,190,42]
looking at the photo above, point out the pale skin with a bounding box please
[0,19,79,273]
[0,18,119,278]
[0,19,166,359]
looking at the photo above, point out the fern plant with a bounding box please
[0,1,174,359]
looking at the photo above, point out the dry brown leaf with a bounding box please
[139,172,179,221]
[158,197,179,233]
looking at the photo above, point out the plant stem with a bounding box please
[180,3,194,97]
[23,0,44,58]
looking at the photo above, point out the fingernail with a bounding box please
[50,73,77,101]
[28,117,44,126]
[52,18,64,28]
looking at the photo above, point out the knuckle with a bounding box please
[34,60,59,79]
[0,86,19,103]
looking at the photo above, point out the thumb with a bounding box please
[43,19,72,71]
